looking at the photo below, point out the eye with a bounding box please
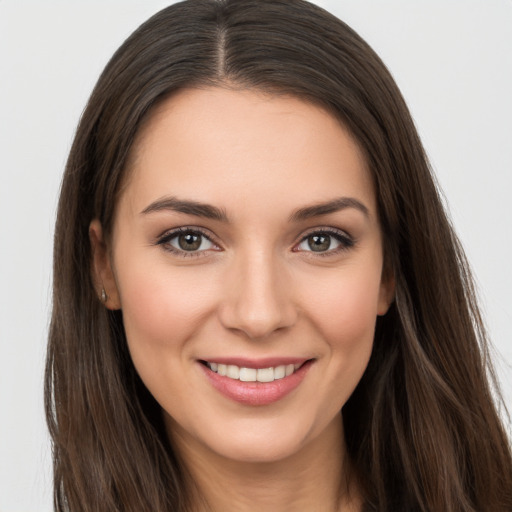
[157,228,218,255]
[295,229,354,254]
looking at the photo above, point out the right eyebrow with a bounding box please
[140,196,229,222]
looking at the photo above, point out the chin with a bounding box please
[209,432,309,464]
[191,412,332,465]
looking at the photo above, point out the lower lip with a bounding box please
[199,360,313,406]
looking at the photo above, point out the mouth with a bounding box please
[198,358,314,406]
[201,361,304,383]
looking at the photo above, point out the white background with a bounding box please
[1,1,511,510]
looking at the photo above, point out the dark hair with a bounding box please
[46,1,512,510]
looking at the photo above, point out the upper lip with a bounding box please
[199,357,312,369]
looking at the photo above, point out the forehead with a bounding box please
[120,87,376,219]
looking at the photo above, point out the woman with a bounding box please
[45,0,512,510]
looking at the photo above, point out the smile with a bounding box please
[205,362,301,382]
[200,358,314,406]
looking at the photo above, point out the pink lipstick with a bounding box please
[198,358,313,406]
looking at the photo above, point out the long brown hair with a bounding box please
[46,1,512,510]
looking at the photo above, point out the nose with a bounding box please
[218,250,298,340]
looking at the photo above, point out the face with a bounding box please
[91,87,393,465]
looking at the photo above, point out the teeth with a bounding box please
[226,365,240,379]
[239,367,257,382]
[206,362,303,382]
[257,368,274,382]
[274,365,285,379]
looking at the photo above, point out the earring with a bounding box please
[100,288,108,303]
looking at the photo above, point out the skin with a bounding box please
[90,87,394,511]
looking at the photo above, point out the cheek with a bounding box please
[304,263,381,386]
[114,258,218,359]
[311,266,381,340]
[114,260,223,416]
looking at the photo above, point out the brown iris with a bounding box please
[307,234,331,252]
[178,232,202,251]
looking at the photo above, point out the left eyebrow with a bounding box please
[289,197,370,222]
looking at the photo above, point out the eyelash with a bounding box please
[155,226,355,258]
[156,227,220,258]
[294,227,355,257]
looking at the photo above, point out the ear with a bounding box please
[89,219,121,310]
[377,271,395,316]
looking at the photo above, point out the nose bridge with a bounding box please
[219,245,296,339]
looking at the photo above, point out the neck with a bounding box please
[168,414,361,512]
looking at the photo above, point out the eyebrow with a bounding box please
[289,197,369,222]
[141,196,229,221]
[140,195,369,223]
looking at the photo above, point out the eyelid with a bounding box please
[154,225,355,258]
[293,226,355,254]
[155,226,222,256]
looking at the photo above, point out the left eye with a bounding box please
[296,232,350,253]
[162,230,216,252]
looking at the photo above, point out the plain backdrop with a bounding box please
[1,1,511,510]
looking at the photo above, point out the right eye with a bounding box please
[157,228,219,256]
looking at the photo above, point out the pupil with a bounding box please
[308,234,330,252]
[178,233,201,251]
